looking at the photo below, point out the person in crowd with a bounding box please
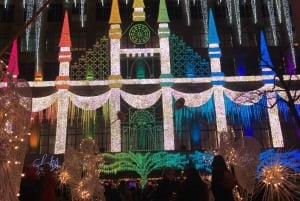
[210,155,237,201]
[179,166,209,201]
[152,167,180,201]
[19,165,41,201]
[39,164,57,201]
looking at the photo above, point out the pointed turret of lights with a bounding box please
[109,0,122,39]
[260,31,276,84]
[58,11,72,63]
[56,10,72,89]
[158,0,170,38]
[6,39,19,83]
[132,0,145,21]
[208,9,223,86]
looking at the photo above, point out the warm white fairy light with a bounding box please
[282,0,296,69]
[250,0,257,23]
[267,0,278,46]
[257,163,299,201]
[275,0,282,23]
[200,0,208,33]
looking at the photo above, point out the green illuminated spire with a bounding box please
[158,0,170,23]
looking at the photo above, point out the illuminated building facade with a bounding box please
[0,0,300,155]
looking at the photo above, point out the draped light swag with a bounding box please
[223,87,265,105]
[120,89,162,109]
[68,90,111,110]
[172,87,214,107]
[32,92,59,112]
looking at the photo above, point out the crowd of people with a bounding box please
[19,155,238,201]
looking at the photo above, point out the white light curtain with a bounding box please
[223,87,265,105]
[32,92,59,112]
[68,90,111,110]
[120,89,162,109]
[172,87,213,107]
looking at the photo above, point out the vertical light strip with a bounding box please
[265,88,284,147]
[162,87,175,150]
[213,86,228,147]
[183,0,191,26]
[110,89,121,152]
[25,0,34,50]
[110,38,121,75]
[275,0,282,23]
[55,90,69,154]
[226,0,233,24]
[159,37,171,74]
[200,0,208,33]
[251,0,257,23]
[234,0,241,44]
[80,0,86,27]
[267,0,278,46]
[35,0,43,73]
[282,0,296,69]
[4,0,8,8]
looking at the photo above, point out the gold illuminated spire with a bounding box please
[132,0,145,21]
[109,0,121,24]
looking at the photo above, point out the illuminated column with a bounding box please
[158,0,172,78]
[54,90,69,154]
[161,85,175,150]
[208,9,227,147]
[54,11,72,154]
[265,87,284,147]
[108,0,122,152]
[109,87,121,152]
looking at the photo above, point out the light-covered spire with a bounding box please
[132,0,145,21]
[157,0,170,23]
[109,0,121,24]
[58,10,72,62]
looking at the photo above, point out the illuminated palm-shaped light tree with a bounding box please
[101,151,189,187]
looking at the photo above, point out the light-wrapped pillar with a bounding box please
[265,88,284,147]
[161,86,174,150]
[109,87,121,152]
[54,90,69,153]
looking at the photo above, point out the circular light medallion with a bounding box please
[129,24,151,45]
